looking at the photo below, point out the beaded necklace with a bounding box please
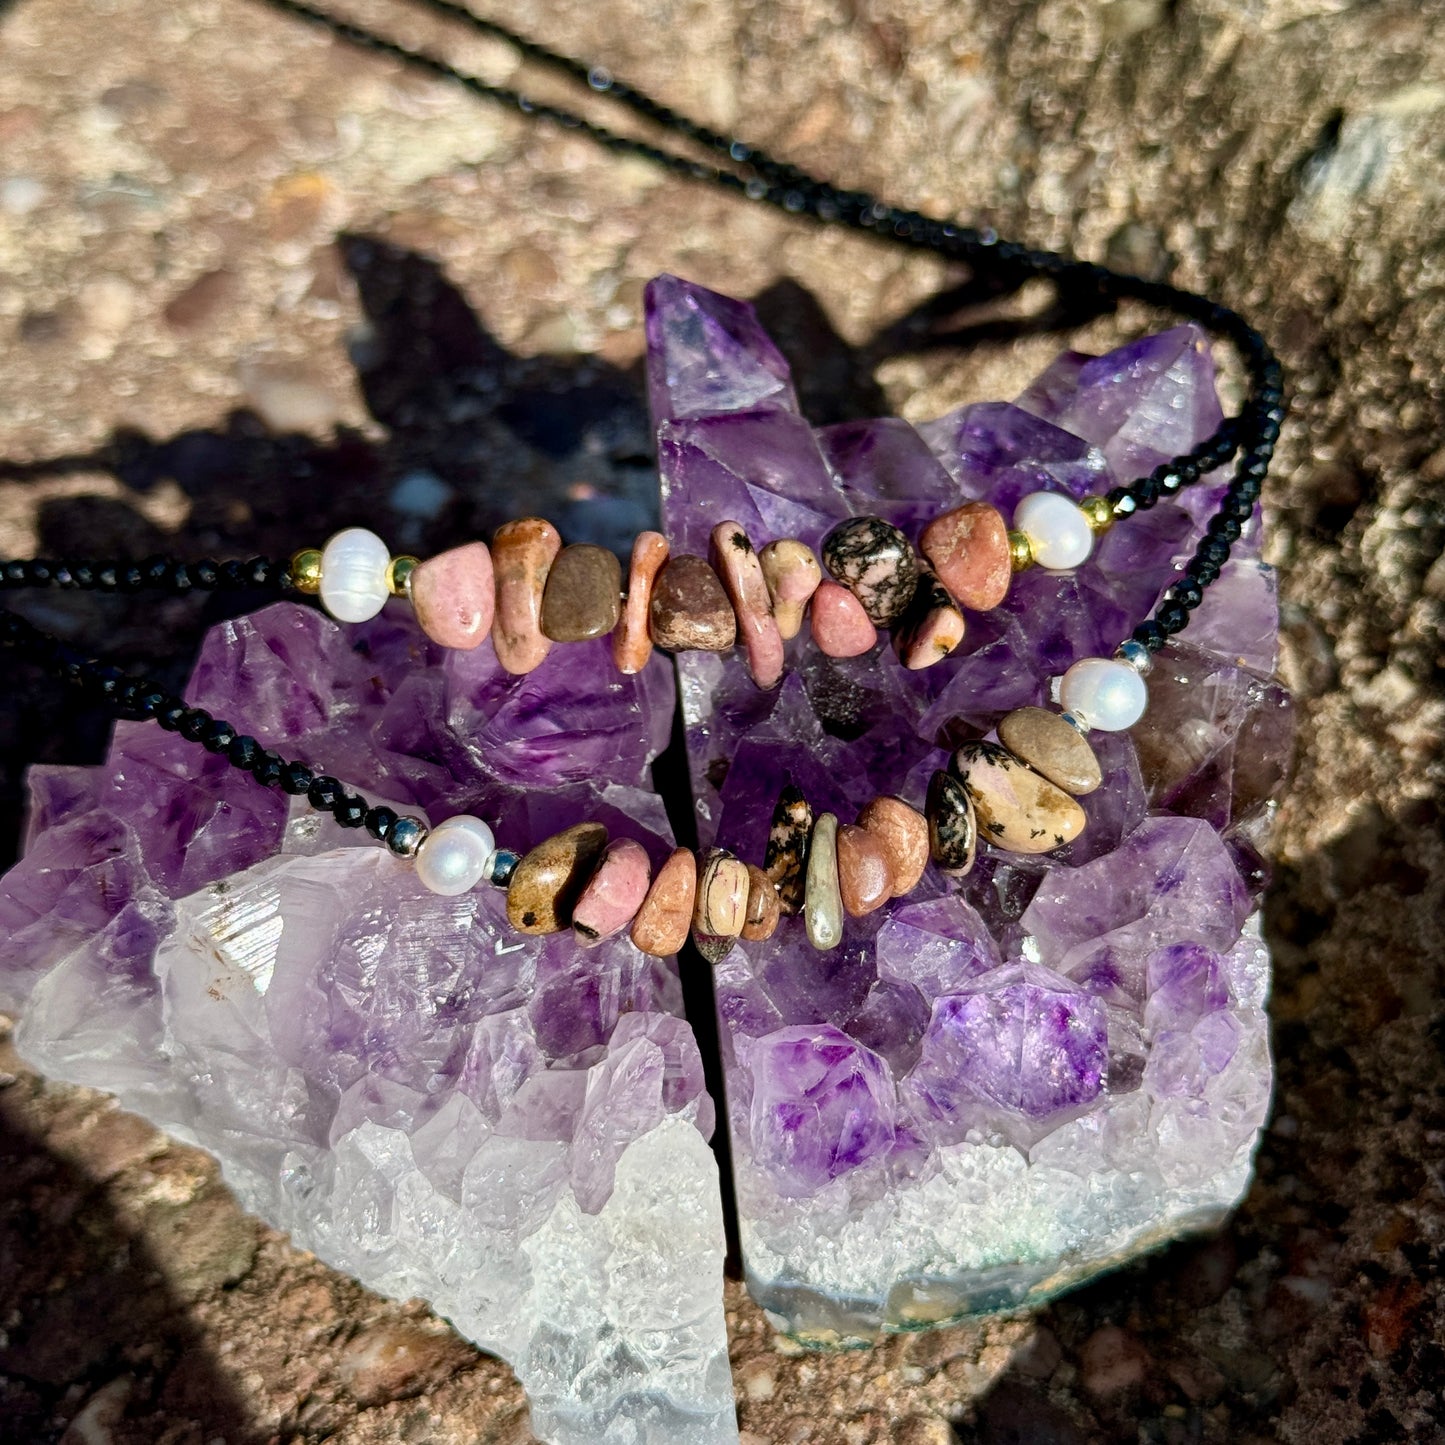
[0,0,1283,958]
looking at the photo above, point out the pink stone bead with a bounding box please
[614,530,670,675]
[919,501,1012,611]
[572,837,652,946]
[409,542,495,650]
[709,521,785,689]
[492,517,561,675]
[758,538,822,640]
[810,580,877,657]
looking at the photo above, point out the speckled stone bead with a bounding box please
[763,784,812,915]
[803,812,844,950]
[649,555,737,652]
[540,543,622,642]
[820,515,921,626]
[629,846,697,957]
[950,740,1087,853]
[997,706,1103,796]
[409,541,495,650]
[926,769,977,876]
[835,823,893,917]
[693,848,750,937]
[741,863,781,942]
[692,930,736,966]
[758,538,822,640]
[893,570,965,670]
[856,795,929,897]
[505,821,609,934]
[809,580,877,658]
[614,530,669,674]
[492,517,562,675]
[919,501,1012,611]
[710,521,785,689]
[572,837,651,945]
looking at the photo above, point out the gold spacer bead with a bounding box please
[290,547,323,595]
[1006,529,1035,572]
[1080,495,1116,534]
[387,555,420,597]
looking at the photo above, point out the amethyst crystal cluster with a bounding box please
[649,276,1290,1342]
[0,610,737,1444]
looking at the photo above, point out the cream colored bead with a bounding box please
[1013,492,1095,570]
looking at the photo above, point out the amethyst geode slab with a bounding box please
[650,275,1290,1343]
[0,607,737,1445]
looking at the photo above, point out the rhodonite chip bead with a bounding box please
[951,740,1087,853]
[758,538,822,640]
[571,837,651,945]
[614,530,670,674]
[763,784,813,915]
[918,501,1012,611]
[856,795,929,897]
[926,769,977,875]
[409,541,495,650]
[835,823,892,917]
[809,581,877,657]
[629,846,697,956]
[649,554,737,652]
[820,515,921,626]
[492,517,563,675]
[506,821,609,933]
[540,543,622,642]
[997,706,1102,795]
[710,521,785,689]
[893,569,965,670]
[741,863,781,942]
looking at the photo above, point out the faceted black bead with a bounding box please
[194,559,220,589]
[307,775,344,810]
[142,555,171,586]
[364,806,399,841]
[72,563,96,588]
[88,664,125,698]
[1168,578,1205,610]
[1221,493,1257,521]
[120,564,145,592]
[178,707,212,742]
[280,760,314,795]
[1131,477,1162,509]
[227,734,262,769]
[26,561,52,585]
[1206,513,1244,542]
[2,561,24,585]
[333,794,368,828]
[156,701,188,731]
[1131,619,1167,653]
[220,559,248,588]
[97,565,119,591]
[1156,599,1189,635]
[135,687,167,718]
[200,718,237,754]
[1196,536,1231,567]
[1187,557,1222,586]
[252,751,285,788]
[170,564,193,592]
[52,565,75,588]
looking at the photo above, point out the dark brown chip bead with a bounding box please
[763,783,813,915]
[820,515,921,626]
[540,543,622,642]
[648,554,738,652]
[926,768,977,876]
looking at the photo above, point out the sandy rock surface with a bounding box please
[2,0,1443,1441]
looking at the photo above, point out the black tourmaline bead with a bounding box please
[1220,493,1257,521]
[1206,513,1244,542]
[252,751,285,788]
[26,561,52,585]
[333,794,368,828]
[280,760,314,795]
[1168,578,1205,610]
[1196,535,1231,568]
[156,700,188,731]
[1131,477,1162,509]
[1188,557,1222,586]
[115,680,144,715]
[1156,599,1189,635]
[142,556,170,587]
[1132,619,1168,653]
[119,564,145,592]
[88,665,125,699]
[194,559,220,589]
[307,775,344,811]
[247,558,275,587]
[97,565,119,591]
[365,806,399,842]
[220,559,248,588]
[227,734,262,770]
[177,708,212,742]
[200,718,237,754]
[2,561,24,585]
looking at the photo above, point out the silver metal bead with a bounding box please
[1113,638,1154,675]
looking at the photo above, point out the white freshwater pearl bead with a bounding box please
[1059,657,1148,732]
[1014,492,1095,570]
[415,814,496,896]
[319,527,392,623]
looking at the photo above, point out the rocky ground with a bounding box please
[1,0,1443,1441]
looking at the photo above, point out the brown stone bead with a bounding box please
[629,846,697,956]
[997,706,1103,796]
[763,784,812,915]
[741,863,781,941]
[540,543,622,642]
[856,796,929,897]
[919,501,1012,611]
[506,822,609,934]
[835,824,893,917]
[693,848,750,937]
[649,555,737,652]
[614,530,670,674]
[950,740,1086,853]
[492,517,562,675]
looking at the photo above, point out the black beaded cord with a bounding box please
[0,554,292,595]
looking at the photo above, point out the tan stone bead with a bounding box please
[710,521,784,688]
[758,539,822,640]
[693,849,750,937]
[629,846,697,956]
[997,707,1103,796]
[649,555,737,652]
[614,531,670,674]
[951,741,1086,854]
[492,517,562,675]
[506,822,608,934]
[856,795,929,897]
[540,543,622,642]
[741,863,781,941]
[919,502,1012,611]
[835,824,893,917]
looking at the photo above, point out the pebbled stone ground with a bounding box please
[1,1,1443,1441]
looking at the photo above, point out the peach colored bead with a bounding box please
[741,863,781,942]
[492,517,562,675]
[710,521,785,689]
[809,580,876,658]
[693,849,750,937]
[409,541,495,650]
[919,501,1012,611]
[613,531,670,675]
[572,838,652,946]
[894,571,966,671]
[629,847,697,957]
[758,539,822,640]
[856,796,929,897]
[835,823,893,917]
